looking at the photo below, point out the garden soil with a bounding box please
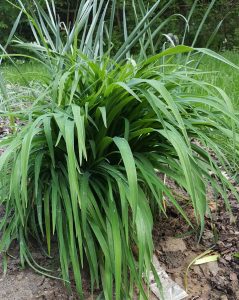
[152,178,239,300]
[0,119,239,300]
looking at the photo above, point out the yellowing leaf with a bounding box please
[194,254,220,265]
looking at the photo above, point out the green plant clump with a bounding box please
[0,0,239,299]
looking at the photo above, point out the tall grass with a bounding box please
[0,0,239,299]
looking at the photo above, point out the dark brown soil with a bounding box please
[153,179,239,300]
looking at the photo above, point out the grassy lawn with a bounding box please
[199,51,239,108]
[1,62,48,85]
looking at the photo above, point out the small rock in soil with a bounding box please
[160,237,186,252]
[229,272,238,281]
[207,261,220,276]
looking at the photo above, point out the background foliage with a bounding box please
[1,0,239,51]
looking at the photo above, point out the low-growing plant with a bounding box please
[0,0,239,299]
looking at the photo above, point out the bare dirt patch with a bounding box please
[153,180,239,300]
